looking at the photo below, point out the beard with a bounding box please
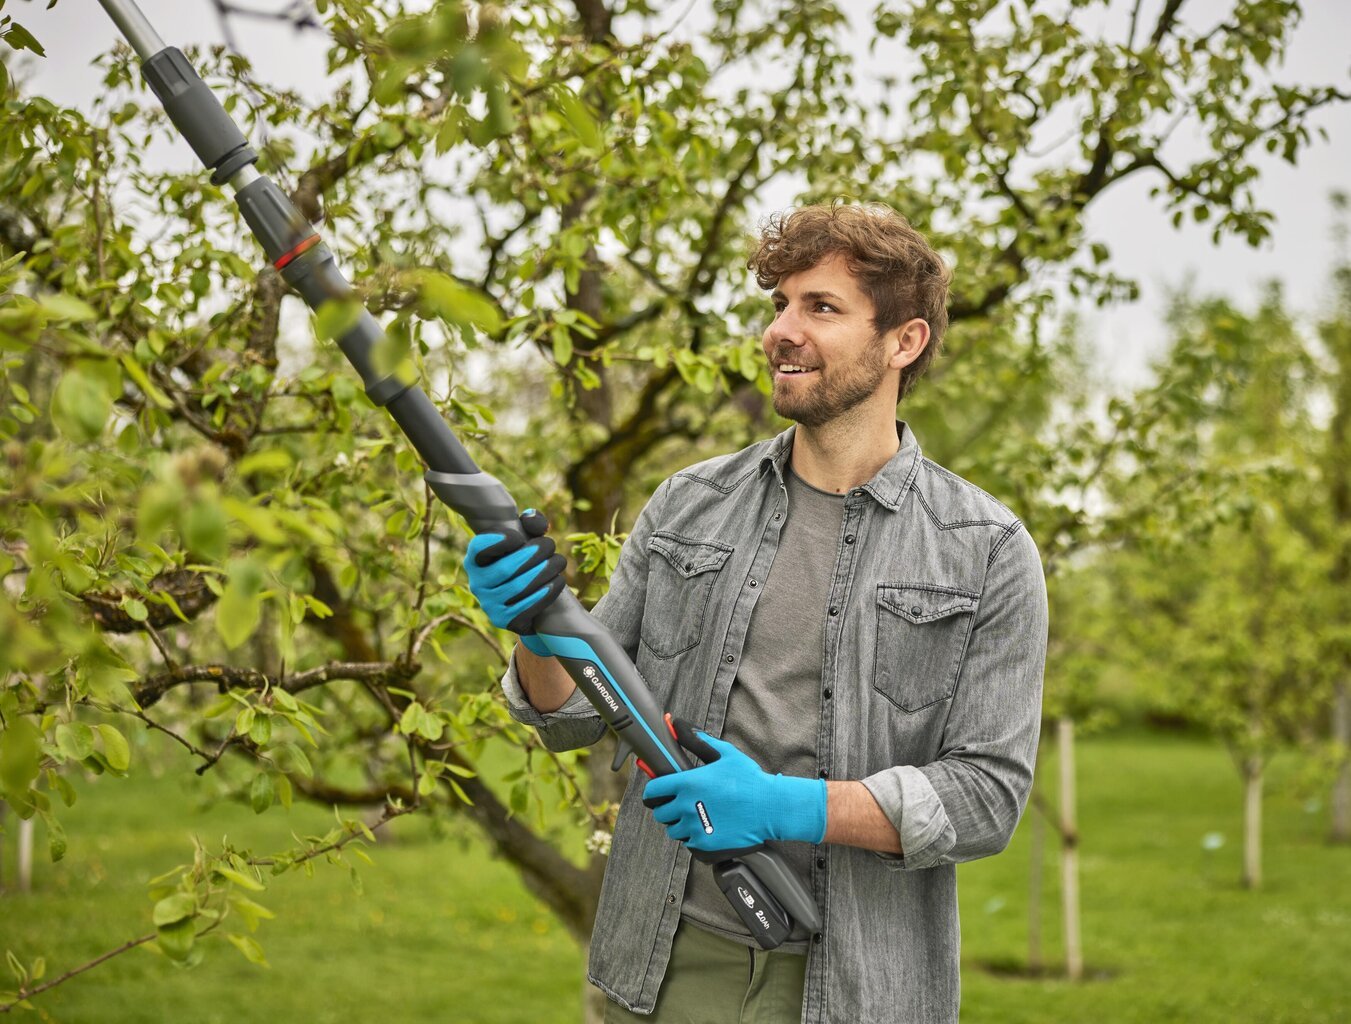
[771,336,890,428]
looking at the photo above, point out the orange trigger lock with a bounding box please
[635,758,655,779]
[664,712,678,742]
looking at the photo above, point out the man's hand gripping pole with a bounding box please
[93,0,822,949]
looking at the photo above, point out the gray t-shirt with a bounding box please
[679,465,845,950]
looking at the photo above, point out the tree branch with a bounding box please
[134,659,420,708]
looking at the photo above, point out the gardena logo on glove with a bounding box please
[696,801,714,835]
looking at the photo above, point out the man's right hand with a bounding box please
[465,509,567,657]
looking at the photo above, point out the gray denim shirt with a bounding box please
[501,422,1048,1024]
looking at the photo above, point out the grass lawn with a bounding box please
[2,729,1348,1022]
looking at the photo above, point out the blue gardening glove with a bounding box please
[642,717,826,854]
[465,509,567,657]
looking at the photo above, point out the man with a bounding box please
[467,204,1048,1023]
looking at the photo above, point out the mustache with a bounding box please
[769,349,819,366]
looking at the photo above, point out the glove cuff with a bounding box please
[769,774,828,845]
[520,634,552,658]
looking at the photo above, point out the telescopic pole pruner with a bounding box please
[92,0,822,948]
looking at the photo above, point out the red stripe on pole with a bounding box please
[274,234,322,269]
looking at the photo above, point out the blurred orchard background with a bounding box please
[0,0,1348,1020]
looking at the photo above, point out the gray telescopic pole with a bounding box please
[95,0,166,61]
[93,0,822,948]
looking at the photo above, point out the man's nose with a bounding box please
[767,304,805,345]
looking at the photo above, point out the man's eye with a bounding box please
[815,302,837,313]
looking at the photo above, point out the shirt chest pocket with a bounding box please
[640,532,734,659]
[873,584,979,713]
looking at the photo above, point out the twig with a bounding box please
[0,933,156,1013]
[143,621,178,671]
[406,483,436,662]
[195,723,241,776]
[248,798,410,868]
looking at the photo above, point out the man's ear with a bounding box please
[888,318,931,371]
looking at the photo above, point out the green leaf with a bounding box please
[155,919,196,962]
[182,500,229,563]
[97,724,131,772]
[153,892,197,927]
[2,22,46,57]
[250,772,274,814]
[229,894,275,932]
[54,722,94,762]
[248,713,272,746]
[314,298,364,342]
[38,806,65,862]
[121,597,149,622]
[119,354,173,409]
[553,85,602,149]
[49,770,77,808]
[214,865,265,892]
[37,292,95,321]
[399,702,421,735]
[412,271,502,335]
[215,560,265,651]
[227,933,270,968]
[235,706,255,737]
[7,950,27,986]
[551,323,573,366]
[236,450,293,478]
[1,716,42,805]
[51,365,112,443]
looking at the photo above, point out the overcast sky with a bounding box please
[13,0,1351,386]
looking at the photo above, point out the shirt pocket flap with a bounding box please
[878,585,978,625]
[648,533,734,579]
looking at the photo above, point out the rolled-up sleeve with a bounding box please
[499,480,671,752]
[862,521,1047,869]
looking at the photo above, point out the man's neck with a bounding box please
[789,406,901,495]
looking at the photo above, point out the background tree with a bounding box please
[1,0,1347,1013]
[1109,288,1337,888]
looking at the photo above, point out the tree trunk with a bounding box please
[1027,796,1044,973]
[1057,717,1083,981]
[1242,753,1264,888]
[1331,681,1351,844]
[1026,737,1045,974]
[17,815,34,893]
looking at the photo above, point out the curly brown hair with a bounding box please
[748,203,951,403]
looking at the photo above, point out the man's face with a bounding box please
[761,254,890,428]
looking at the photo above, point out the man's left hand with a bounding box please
[642,718,826,854]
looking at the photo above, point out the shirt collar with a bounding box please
[758,421,923,511]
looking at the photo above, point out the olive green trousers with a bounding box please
[602,922,808,1024]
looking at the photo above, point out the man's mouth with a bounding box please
[775,363,819,378]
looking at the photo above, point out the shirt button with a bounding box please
[851,489,863,497]
[685,563,694,571]
[773,512,782,521]
[667,893,677,905]
[844,535,855,544]
[823,688,833,699]
[748,579,758,588]
[912,605,922,616]
[816,857,826,869]
[828,606,838,616]
[813,932,823,944]
[818,769,828,779]
[725,655,734,664]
